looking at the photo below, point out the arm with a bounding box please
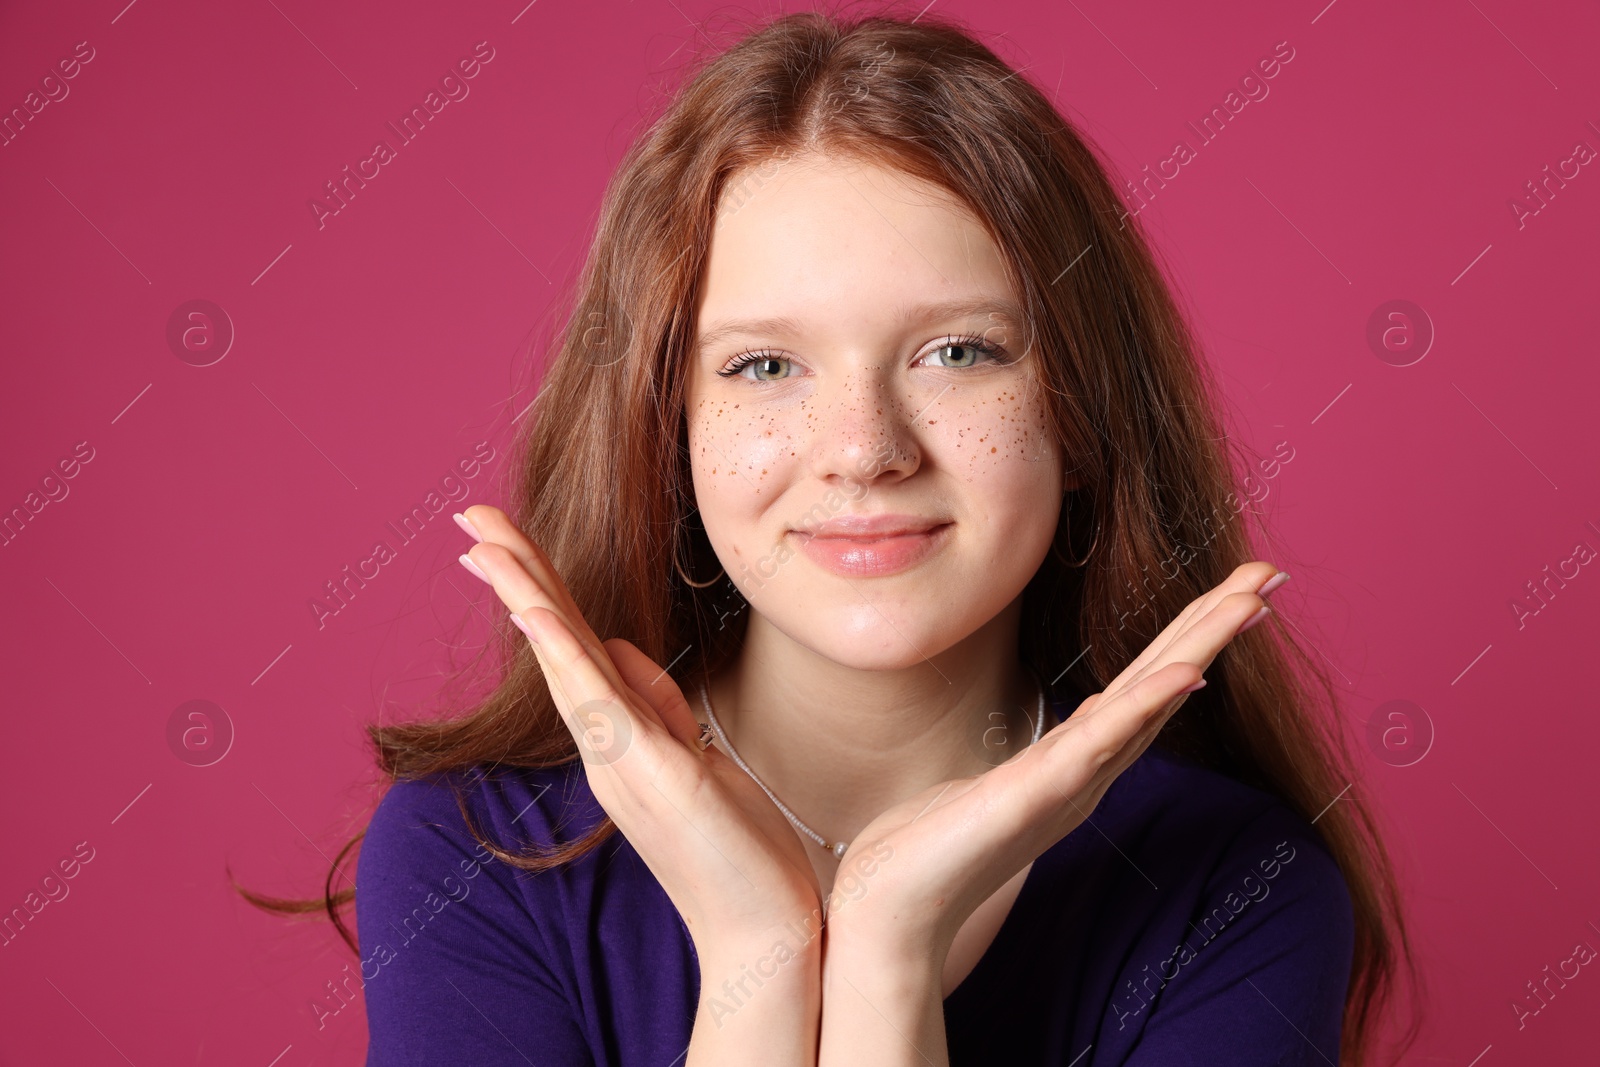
[687,914,825,1067]
[817,924,949,1067]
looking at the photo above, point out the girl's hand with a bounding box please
[453,505,825,961]
[821,561,1288,963]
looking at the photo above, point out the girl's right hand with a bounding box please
[455,505,825,959]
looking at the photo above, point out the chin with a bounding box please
[786,600,981,670]
[811,638,953,673]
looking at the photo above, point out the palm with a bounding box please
[575,640,827,935]
[829,740,1061,927]
[690,727,826,906]
[823,560,1283,947]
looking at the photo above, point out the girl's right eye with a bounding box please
[717,349,797,381]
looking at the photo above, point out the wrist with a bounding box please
[824,907,954,966]
[823,920,947,1003]
[818,924,949,1067]
[692,903,828,977]
[692,937,822,1062]
[697,925,824,1009]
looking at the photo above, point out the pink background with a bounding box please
[2,0,1596,1063]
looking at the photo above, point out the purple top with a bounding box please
[356,701,1354,1065]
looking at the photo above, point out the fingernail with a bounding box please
[453,512,483,543]
[1179,678,1208,695]
[1238,604,1272,635]
[1258,570,1290,597]
[509,612,535,641]
[459,553,489,582]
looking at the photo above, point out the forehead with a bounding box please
[696,152,1016,331]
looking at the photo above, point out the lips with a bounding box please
[791,515,953,577]
[796,513,948,539]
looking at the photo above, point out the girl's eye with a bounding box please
[716,335,1012,381]
[717,350,795,381]
[921,335,1009,369]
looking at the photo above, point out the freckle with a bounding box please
[991,447,997,453]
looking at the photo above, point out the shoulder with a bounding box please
[357,761,699,1063]
[1111,743,1352,919]
[356,764,617,1062]
[1085,745,1356,1057]
[1110,741,1298,825]
[362,758,605,861]
[355,759,610,949]
[1112,743,1343,859]
[1034,739,1357,983]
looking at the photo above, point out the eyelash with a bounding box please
[716,334,1013,380]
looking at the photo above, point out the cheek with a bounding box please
[687,399,802,500]
[929,383,1054,477]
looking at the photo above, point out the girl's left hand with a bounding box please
[822,561,1286,962]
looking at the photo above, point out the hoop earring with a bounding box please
[672,537,725,589]
[1052,508,1101,570]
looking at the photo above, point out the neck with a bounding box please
[701,598,1052,854]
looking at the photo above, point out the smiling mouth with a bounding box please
[791,522,953,577]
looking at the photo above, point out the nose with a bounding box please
[804,362,922,491]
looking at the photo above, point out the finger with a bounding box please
[462,505,594,636]
[1056,662,1200,771]
[1031,672,1193,829]
[468,539,633,697]
[605,637,699,747]
[995,667,1198,855]
[1098,679,1200,783]
[1045,676,1184,762]
[461,507,632,693]
[514,615,583,750]
[515,605,651,766]
[1107,561,1279,690]
[1101,589,1263,705]
[1121,561,1275,666]
[1100,566,1276,703]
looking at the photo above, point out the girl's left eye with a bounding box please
[715,335,1010,381]
[921,335,1009,369]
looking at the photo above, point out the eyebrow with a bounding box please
[691,297,1027,360]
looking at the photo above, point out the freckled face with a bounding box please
[683,152,1067,669]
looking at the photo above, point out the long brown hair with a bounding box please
[241,7,1420,1063]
